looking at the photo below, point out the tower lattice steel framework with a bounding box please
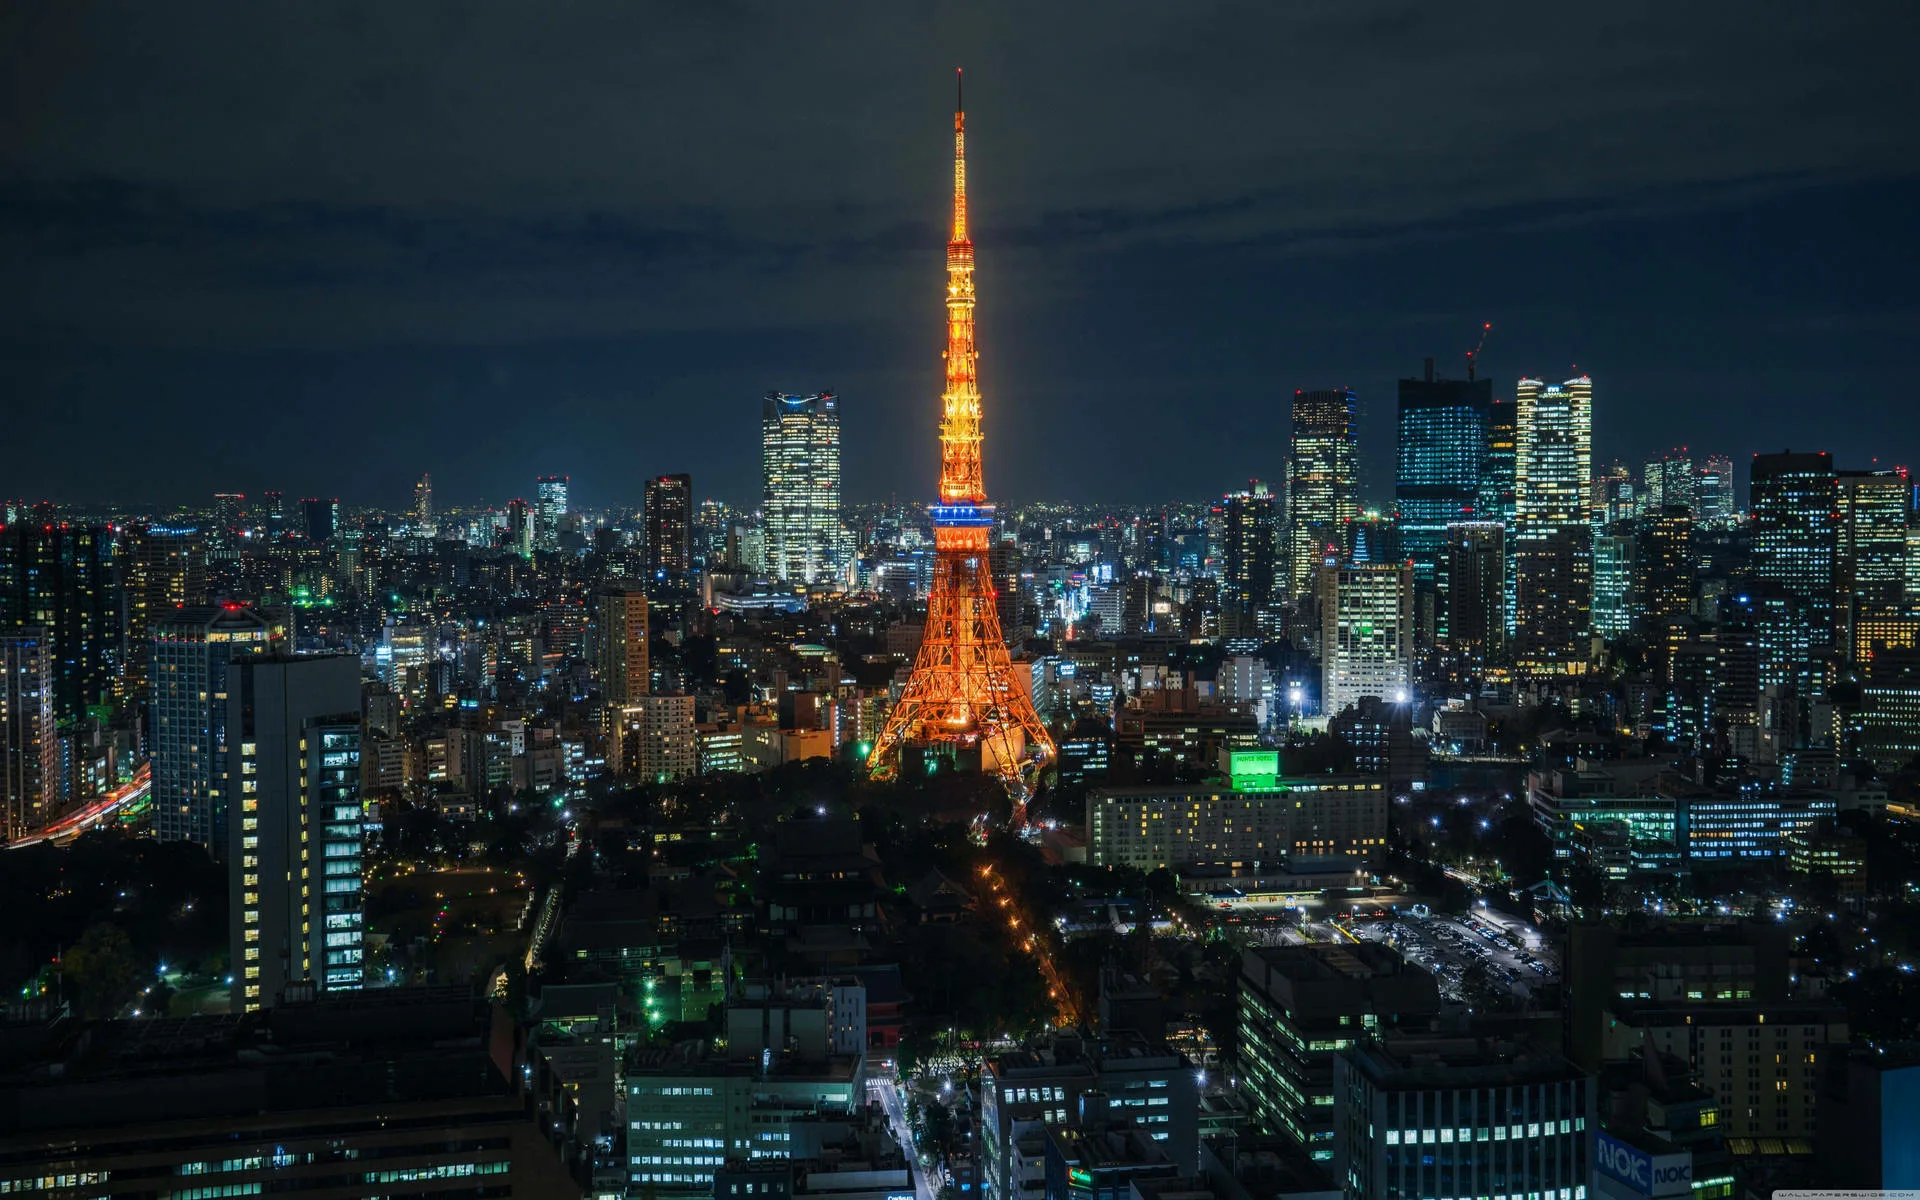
[866,72,1055,801]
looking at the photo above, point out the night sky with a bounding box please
[4,3,1916,512]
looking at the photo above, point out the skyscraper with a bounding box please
[1838,467,1910,617]
[1696,455,1735,527]
[1396,364,1491,599]
[1286,388,1359,598]
[1437,522,1505,672]
[1512,375,1594,673]
[1590,533,1634,639]
[1750,451,1838,649]
[644,473,694,579]
[413,472,434,535]
[126,524,208,702]
[1319,561,1415,717]
[211,493,246,553]
[1221,483,1281,637]
[595,587,650,706]
[225,652,363,1012]
[1642,451,1694,516]
[866,75,1055,799]
[1479,397,1517,528]
[300,497,338,543]
[1,628,57,841]
[761,392,843,585]
[534,475,569,551]
[0,523,119,722]
[1636,504,1696,626]
[505,498,531,557]
[150,605,281,856]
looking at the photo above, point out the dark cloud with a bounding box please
[1,1,1915,507]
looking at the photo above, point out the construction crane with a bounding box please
[1465,321,1493,381]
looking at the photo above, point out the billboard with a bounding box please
[1595,1131,1691,1197]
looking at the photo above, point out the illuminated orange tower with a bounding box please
[867,71,1055,800]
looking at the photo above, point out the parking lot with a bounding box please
[1351,911,1558,1004]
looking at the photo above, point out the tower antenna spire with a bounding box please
[867,71,1056,812]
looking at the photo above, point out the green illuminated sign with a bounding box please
[1228,750,1285,792]
[1069,1168,1093,1188]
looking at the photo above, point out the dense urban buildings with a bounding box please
[1,55,1915,1200]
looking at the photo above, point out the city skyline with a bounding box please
[3,6,1916,507]
[4,18,1920,1197]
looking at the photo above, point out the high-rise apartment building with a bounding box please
[1,628,57,841]
[0,523,119,722]
[1396,367,1492,588]
[534,475,569,551]
[1221,483,1280,637]
[150,605,281,855]
[1286,388,1359,598]
[1513,376,1594,673]
[644,473,694,579]
[762,392,843,585]
[125,524,208,702]
[1437,522,1505,670]
[1318,562,1414,717]
[595,587,649,705]
[413,472,433,534]
[1749,451,1838,649]
[225,653,363,1011]
[628,693,697,783]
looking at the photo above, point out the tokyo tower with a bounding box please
[866,71,1055,800]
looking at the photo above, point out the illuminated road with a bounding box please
[872,1077,939,1200]
[7,764,151,849]
[978,864,1078,1027]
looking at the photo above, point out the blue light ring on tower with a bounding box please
[929,504,996,528]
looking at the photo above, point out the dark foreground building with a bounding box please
[0,988,575,1200]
